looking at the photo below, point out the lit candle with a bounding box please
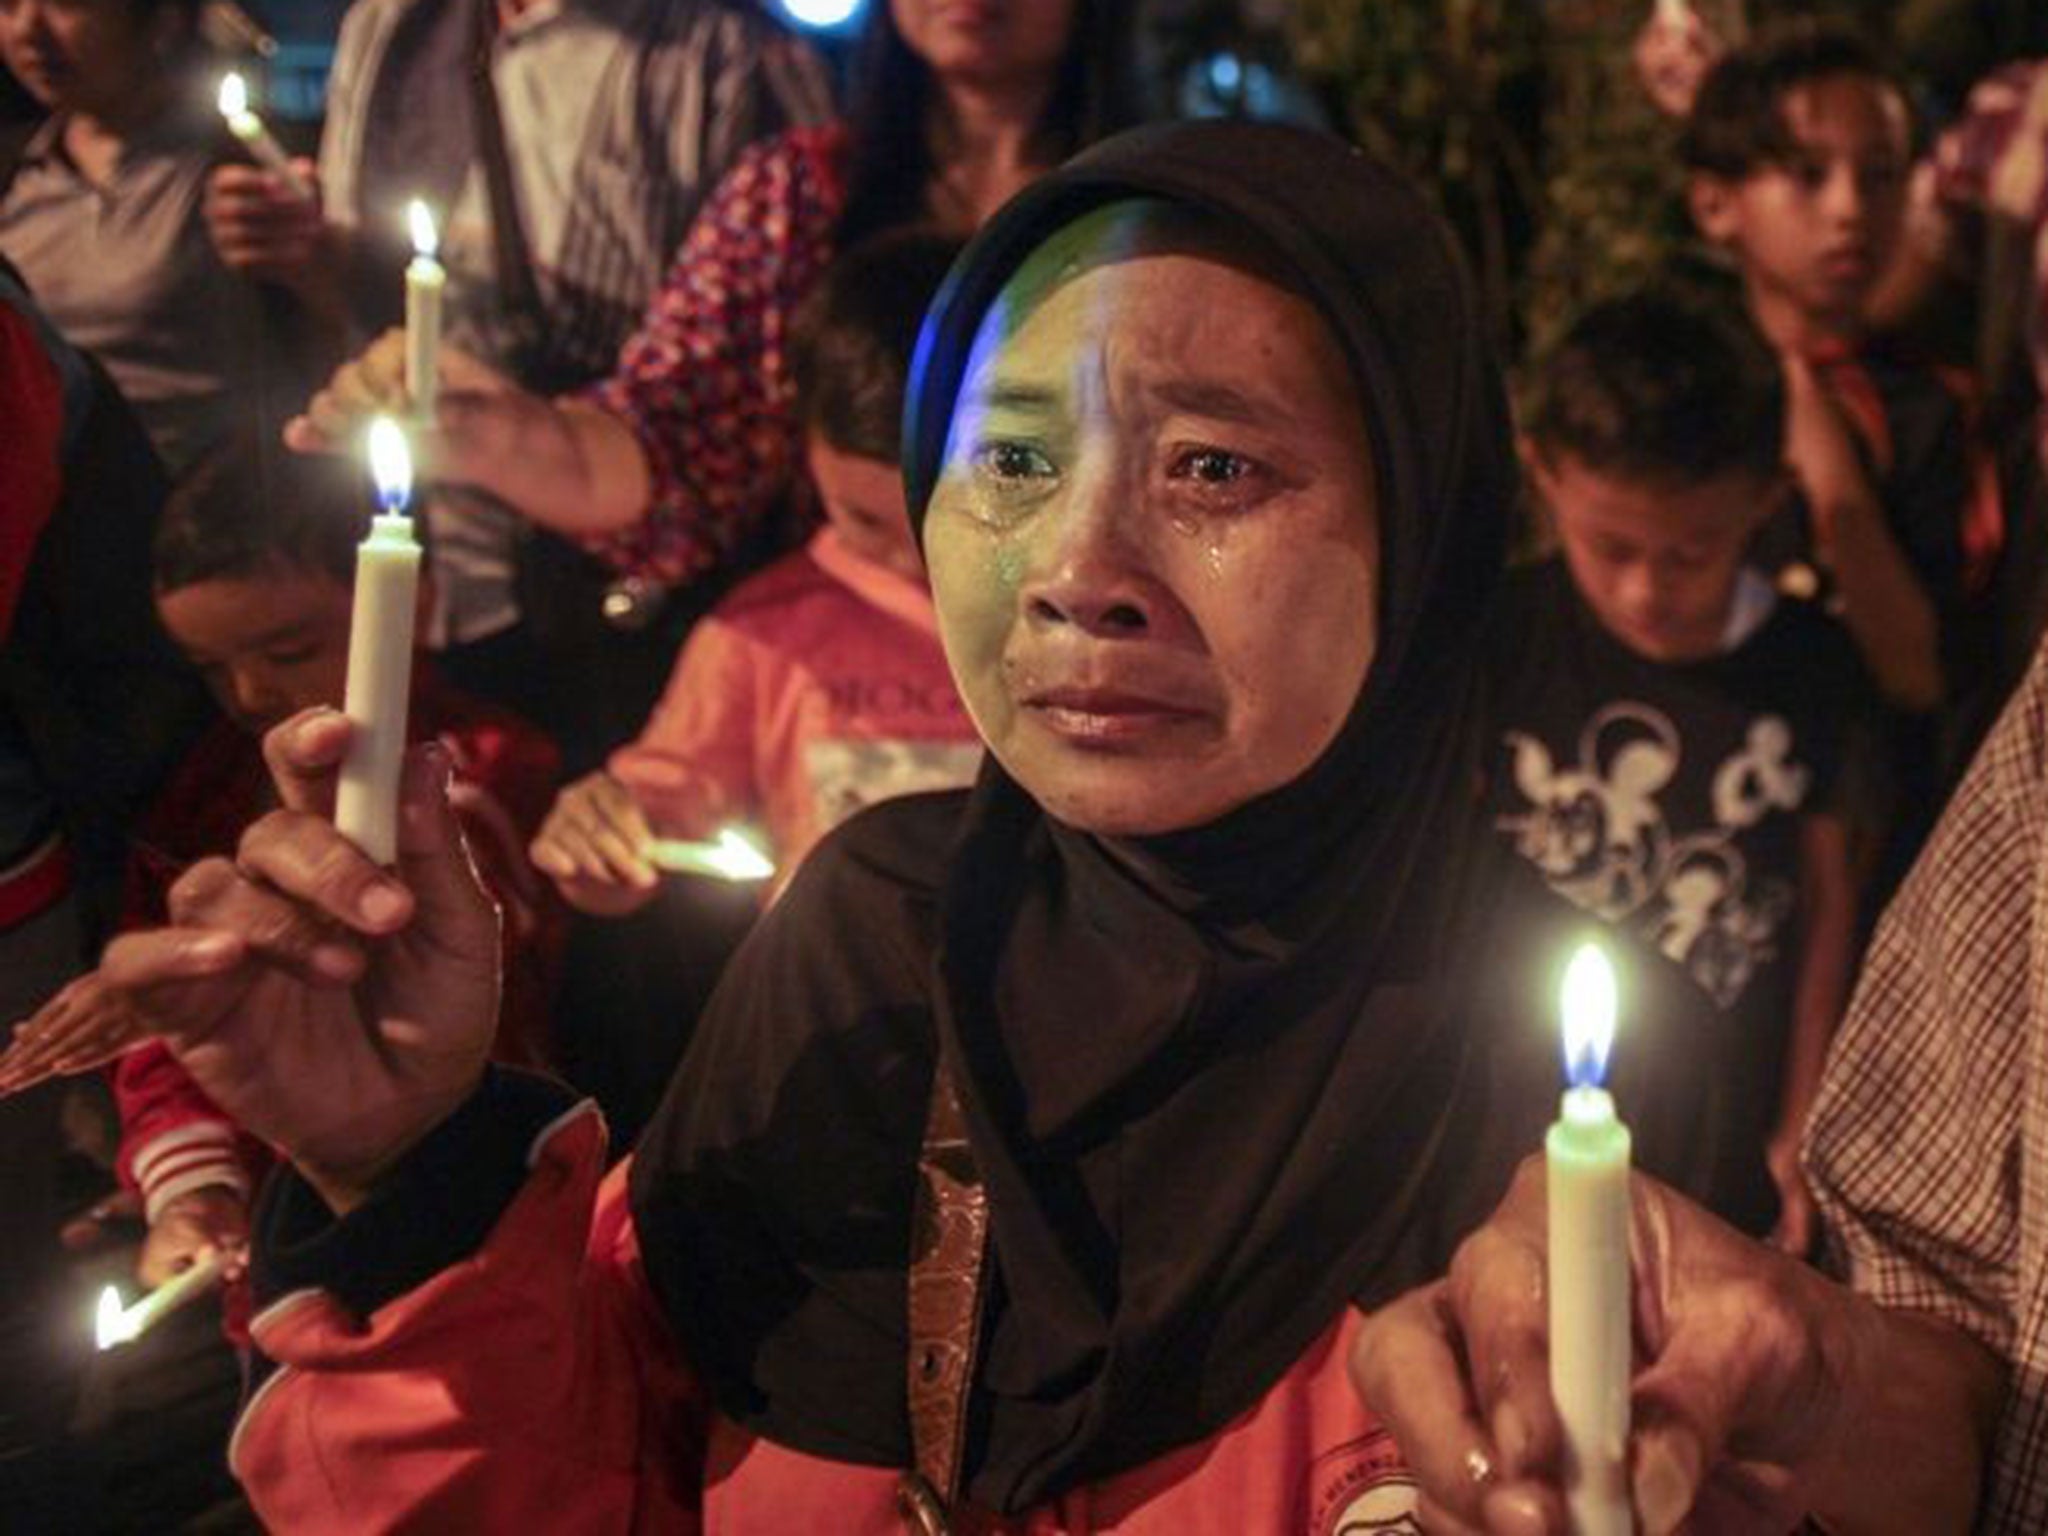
[216,72,313,201]
[94,1250,227,1350]
[646,827,776,882]
[1547,941,1632,1536]
[1654,0,1692,23]
[404,200,446,418]
[334,418,421,864]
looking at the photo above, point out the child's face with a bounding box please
[1692,72,1911,336]
[807,437,926,586]
[1538,451,1775,665]
[157,567,355,734]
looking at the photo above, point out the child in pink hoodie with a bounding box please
[531,231,980,912]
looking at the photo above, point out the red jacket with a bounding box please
[113,672,562,1224]
[231,1105,1421,1534]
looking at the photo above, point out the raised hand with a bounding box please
[204,161,328,288]
[1,710,502,1213]
[530,771,661,916]
[1346,1158,1994,1534]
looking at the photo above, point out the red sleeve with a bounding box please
[578,126,845,585]
[113,1041,266,1219]
[232,1109,710,1532]
[0,299,65,638]
[606,612,762,840]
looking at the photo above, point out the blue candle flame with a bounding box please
[367,416,413,516]
[1559,941,1617,1089]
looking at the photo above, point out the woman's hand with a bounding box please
[530,771,661,916]
[1346,1158,1997,1534]
[1,710,503,1214]
[204,162,328,289]
[140,1185,250,1288]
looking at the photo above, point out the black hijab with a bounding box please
[631,121,1741,1513]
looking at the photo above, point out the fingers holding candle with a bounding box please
[216,71,314,202]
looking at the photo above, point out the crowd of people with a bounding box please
[3,0,2048,1528]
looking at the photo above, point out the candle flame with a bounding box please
[95,1285,136,1350]
[217,71,249,120]
[407,198,439,260]
[367,416,414,513]
[647,827,776,882]
[1559,941,1617,1089]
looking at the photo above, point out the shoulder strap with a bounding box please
[895,1054,991,1534]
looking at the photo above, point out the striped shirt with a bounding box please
[1807,635,2048,1529]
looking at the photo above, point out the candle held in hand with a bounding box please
[1547,941,1632,1536]
[334,418,421,864]
[94,1250,228,1350]
[404,200,446,419]
[216,72,313,200]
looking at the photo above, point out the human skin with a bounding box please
[0,207,1386,1213]
[922,202,1380,837]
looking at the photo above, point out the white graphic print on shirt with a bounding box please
[1496,701,1809,1009]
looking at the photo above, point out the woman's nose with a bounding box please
[1018,474,1159,638]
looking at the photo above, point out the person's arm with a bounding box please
[283,132,840,565]
[1783,353,1945,711]
[1765,810,1856,1255]
[1348,1162,2003,1535]
[236,1079,712,1531]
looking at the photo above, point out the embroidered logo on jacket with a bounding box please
[1302,1429,1421,1536]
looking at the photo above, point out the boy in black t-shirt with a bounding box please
[1485,291,1870,1254]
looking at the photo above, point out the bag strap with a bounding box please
[895,1054,991,1535]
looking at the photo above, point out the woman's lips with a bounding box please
[1024,687,1209,745]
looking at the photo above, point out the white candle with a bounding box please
[95,1250,228,1350]
[404,200,446,420]
[1547,942,1633,1536]
[646,827,776,882]
[216,72,313,201]
[1654,0,1692,24]
[334,418,421,864]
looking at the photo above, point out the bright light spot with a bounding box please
[1559,941,1617,1089]
[647,828,776,882]
[708,827,775,881]
[95,1285,136,1350]
[367,416,414,513]
[218,71,250,120]
[778,0,861,28]
[407,198,439,260]
[1207,52,1244,95]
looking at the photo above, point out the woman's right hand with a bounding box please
[530,772,661,916]
[283,328,529,479]
[0,710,503,1215]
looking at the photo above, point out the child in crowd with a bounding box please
[104,437,560,1290]
[1484,291,1870,1252]
[1681,22,2001,734]
[531,230,981,912]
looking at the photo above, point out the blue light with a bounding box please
[1207,52,1244,95]
[779,0,863,30]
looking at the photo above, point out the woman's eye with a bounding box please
[1171,447,1253,486]
[974,440,1057,483]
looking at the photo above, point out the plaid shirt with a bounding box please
[1806,636,2048,1528]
